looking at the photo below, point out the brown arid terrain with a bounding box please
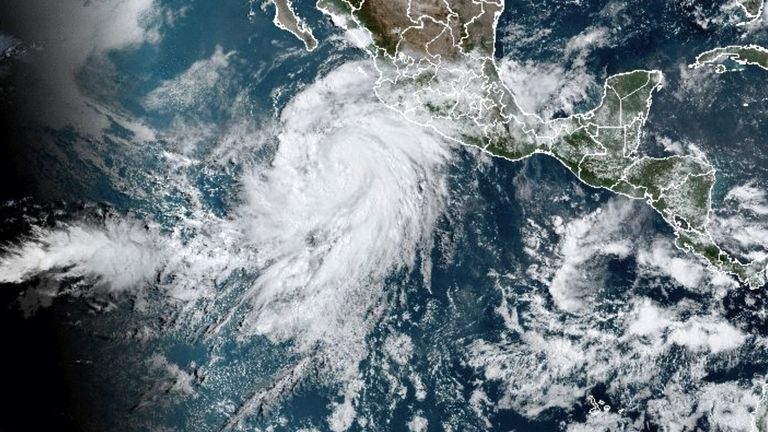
[313,0,768,287]
[270,0,319,51]
[342,0,502,58]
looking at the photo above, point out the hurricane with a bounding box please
[3,0,768,430]
[0,60,452,394]
[236,63,451,354]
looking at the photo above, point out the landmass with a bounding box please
[738,0,765,24]
[284,0,767,287]
[690,44,768,73]
[267,0,318,51]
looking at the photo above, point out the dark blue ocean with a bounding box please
[1,0,768,430]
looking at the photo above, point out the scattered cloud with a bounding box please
[725,182,768,215]
[637,238,707,289]
[549,199,637,313]
[145,46,235,115]
[2,0,161,136]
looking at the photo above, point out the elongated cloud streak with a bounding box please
[0,218,164,291]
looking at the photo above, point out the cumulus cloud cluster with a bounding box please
[497,24,609,119]
[0,218,165,292]
[1,1,767,428]
[710,182,768,262]
[0,61,452,429]
[466,193,764,430]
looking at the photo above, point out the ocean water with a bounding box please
[1,0,768,431]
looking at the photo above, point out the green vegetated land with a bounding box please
[314,0,768,287]
[692,45,768,72]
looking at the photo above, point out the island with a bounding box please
[283,0,767,288]
[690,44,768,73]
[739,0,765,24]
